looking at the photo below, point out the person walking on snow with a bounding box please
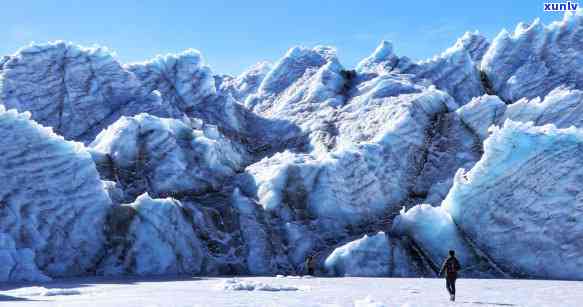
[439,250,461,301]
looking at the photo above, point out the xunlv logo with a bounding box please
[544,1,579,11]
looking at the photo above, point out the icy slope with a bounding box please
[0,106,112,280]
[0,43,250,144]
[243,83,455,226]
[355,41,405,75]
[0,233,49,282]
[0,42,167,143]
[101,190,269,277]
[126,50,215,117]
[407,110,482,205]
[90,113,248,200]
[393,205,500,277]
[454,31,490,63]
[406,44,484,105]
[246,46,342,114]
[232,189,279,275]
[444,121,583,280]
[99,193,204,276]
[242,46,345,148]
[481,10,583,102]
[238,80,457,271]
[458,88,583,141]
[219,61,272,102]
[125,50,251,134]
[501,88,583,128]
[356,39,484,105]
[456,95,507,141]
[323,232,427,277]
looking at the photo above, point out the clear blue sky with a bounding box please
[1,1,566,75]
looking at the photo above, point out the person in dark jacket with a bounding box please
[305,254,316,276]
[439,250,461,301]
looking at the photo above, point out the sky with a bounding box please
[0,1,568,75]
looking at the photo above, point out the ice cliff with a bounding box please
[0,106,111,281]
[444,121,583,280]
[481,10,583,102]
[1,10,583,281]
[0,42,167,143]
[356,37,485,105]
[90,113,248,200]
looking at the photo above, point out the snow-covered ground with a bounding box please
[1,276,582,307]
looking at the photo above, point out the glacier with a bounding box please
[481,10,583,103]
[98,193,205,276]
[90,113,248,200]
[356,37,485,105]
[443,121,583,280]
[1,10,583,282]
[0,106,111,281]
[0,42,168,143]
[323,232,428,277]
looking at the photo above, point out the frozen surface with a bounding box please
[1,276,583,306]
[0,106,111,280]
[406,43,484,105]
[356,39,484,105]
[407,111,482,205]
[0,41,167,143]
[219,61,272,102]
[324,232,391,277]
[457,95,507,141]
[243,46,345,147]
[242,80,456,225]
[231,189,277,275]
[458,88,583,141]
[238,76,463,271]
[443,121,583,279]
[453,31,490,63]
[220,278,302,291]
[355,41,402,75]
[501,88,583,128]
[393,205,499,277]
[481,10,583,102]
[324,232,424,277]
[91,113,247,199]
[126,49,216,117]
[0,234,49,283]
[2,287,81,297]
[99,194,204,276]
[127,50,250,135]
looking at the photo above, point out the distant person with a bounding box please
[439,250,461,301]
[305,254,316,276]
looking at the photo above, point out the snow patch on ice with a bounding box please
[3,286,82,297]
[353,296,388,307]
[220,278,303,291]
